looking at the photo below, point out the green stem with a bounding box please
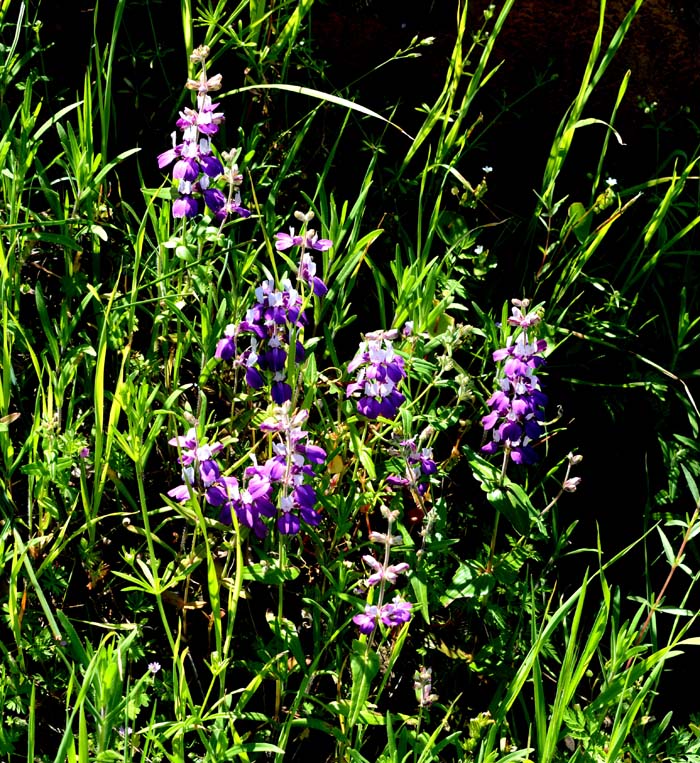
[275,533,287,720]
[136,464,177,656]
[485,511,500,575]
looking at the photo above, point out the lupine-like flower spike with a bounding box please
[414,666,438,708]
[215,212,332,404]
[386,437,437,497]
[158,45,250,221]
[167,408,325,538]
[274,211,332,297]
[255,404,326,534]
[353,506,412,635]
[481,298,547,465]
[347,330,407,420]
[216,278,307,404]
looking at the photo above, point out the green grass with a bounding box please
[1,0,700,761]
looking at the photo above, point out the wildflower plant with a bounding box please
[215,209,332,403]
[353,506,413,638]
[9,5,700,763]
[158,45,250,222]
[481,298,548,468]
[347,329,407,419]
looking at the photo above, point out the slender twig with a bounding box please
[627,504,700,668]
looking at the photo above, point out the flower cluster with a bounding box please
[353,518,413,635]
[157,46,249,221]
[414,666,438,708]
[167,428,229,504]
[216,279,307,404]
[255,405,326,534]
[215,213,333,404]
[386,437,437,497]
[347,330,406,420]
[217,406,325,536]
[167,409,325,538]
[275,226,332,297]
[167,428,274,537]
[353,596,413,635]
[481,299,547,465]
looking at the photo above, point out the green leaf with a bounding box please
[440,560,494,606]
[268,614,306,673]
[410,573,430,624]
[242,561,300,585]
[348,639,380,727]
[227,84,413,139]
[568,201,591,243]
[487,488,528,535]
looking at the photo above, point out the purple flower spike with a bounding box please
[252,403,326,535]
[215,277,308,403]
[158,54,248,222]
[481,298,547,464]
[347,333,407,420]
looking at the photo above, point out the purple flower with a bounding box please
[352,597,413,634]
[414,666,438,708]
[347,334,407,420]
[386,438,437,497]
[274,227,333,253]
[203,187,226,213]
[380,596,413,627]
[299,252,328,297]
[271,379,292,404]
[353,605,379,635]
[158,61,248,222]
[563,476,582,492]
[227,404,328,536]
[215,278,307,403]
[508,299,541,329]
[361,555,410,587]
[307,233,333,251]
[172,194,199,219]
[215,324,236,360]
[166,429,260,526]
[275,229,305,250]
[211,194,251,222]
[481,299,547,464]
[168,428,223,466]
